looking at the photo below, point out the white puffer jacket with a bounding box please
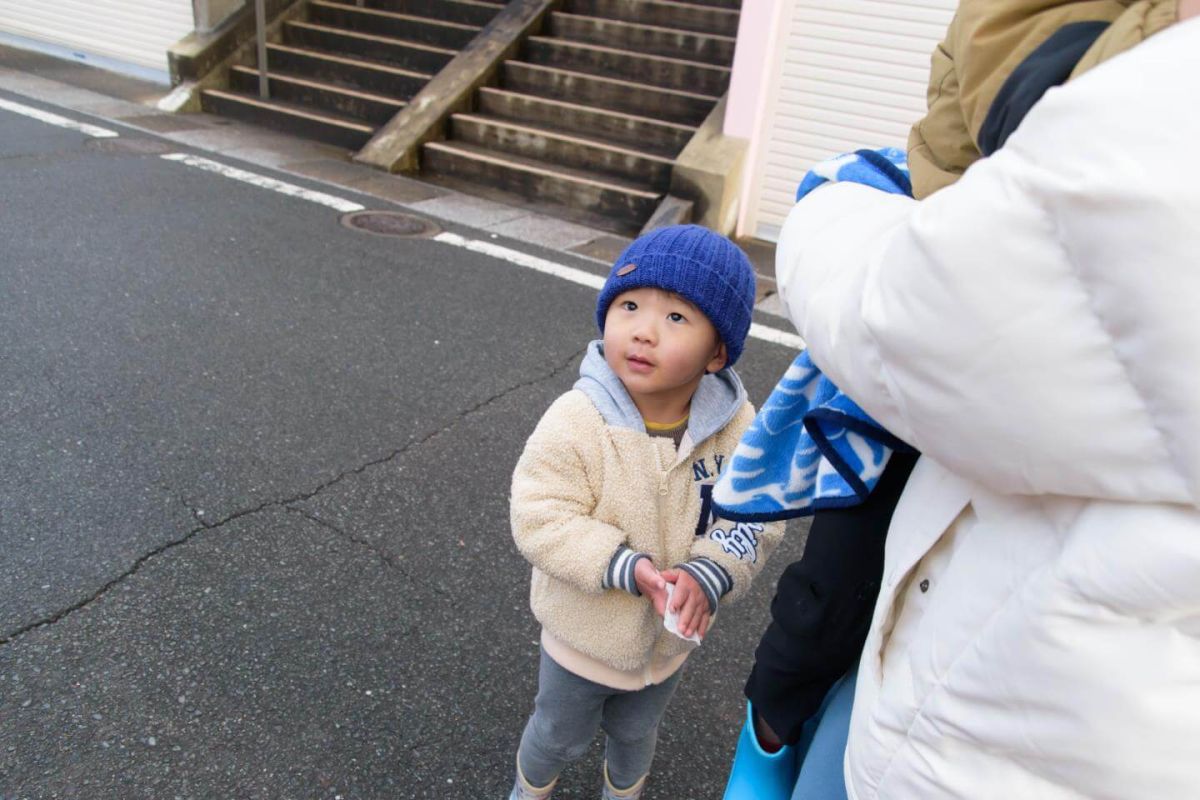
[776,19,1200,800]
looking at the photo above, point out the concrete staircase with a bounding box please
[201,0,506,150]
[422,0,742,234]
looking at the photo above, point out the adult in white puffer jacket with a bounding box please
[774,18,1200,800]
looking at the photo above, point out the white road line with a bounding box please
[434,231,806,351]
[747,322,805,349]
[435,231,605,289]
[160,153,366,213]
[0,97,118,138]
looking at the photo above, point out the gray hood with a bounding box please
[573,340,747,446]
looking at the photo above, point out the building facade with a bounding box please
[1,0,959,240]
[726,0,957,241]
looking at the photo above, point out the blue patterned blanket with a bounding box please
[712,148,915,522]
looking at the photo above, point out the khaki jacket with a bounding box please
[909,0,1179,198]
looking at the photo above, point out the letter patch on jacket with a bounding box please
[708,522,765,563]
[694,483,716,537]
[692,454,726,482]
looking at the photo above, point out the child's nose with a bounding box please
[632,320,658,344]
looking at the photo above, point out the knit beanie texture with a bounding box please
[595,225,756,366]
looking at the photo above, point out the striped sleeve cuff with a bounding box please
[677,557,733,614]
[603,546,650,595]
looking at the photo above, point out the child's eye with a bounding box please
[668,312,686,323]
[622,301,638,311]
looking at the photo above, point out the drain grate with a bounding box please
[340,211,441,239]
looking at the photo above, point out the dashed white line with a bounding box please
[160,153,366,213]
[435,231,606,289]
[0,97,118,138]
[434,231,805,351]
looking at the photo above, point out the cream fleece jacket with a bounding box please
[511,377,785,677]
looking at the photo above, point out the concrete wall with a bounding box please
[193,0,244,32]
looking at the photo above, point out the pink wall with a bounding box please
[724,0,787,236]
[723,0,785,140]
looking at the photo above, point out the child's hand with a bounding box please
[634,558,669,617]
[661,569,711,639]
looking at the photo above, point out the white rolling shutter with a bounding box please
[748,0,956,241]
[0,0,195,77]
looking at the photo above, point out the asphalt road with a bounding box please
[0,94,807,799]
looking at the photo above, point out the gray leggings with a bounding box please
[517,648,684,790]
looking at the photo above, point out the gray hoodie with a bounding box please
[573,340,748,458]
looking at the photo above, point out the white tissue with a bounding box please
[663,583,702,644]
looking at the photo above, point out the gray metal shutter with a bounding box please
[0,0,194,76]
[750,0,956,241]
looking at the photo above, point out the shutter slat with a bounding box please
[751,0,956,241]
[0,0,193,73]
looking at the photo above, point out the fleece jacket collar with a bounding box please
[573,340,747,449]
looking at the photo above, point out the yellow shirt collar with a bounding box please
[644,414,689,432]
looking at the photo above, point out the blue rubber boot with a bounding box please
[721,701,797,800]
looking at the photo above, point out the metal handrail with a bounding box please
[254,0,366,98]
[254,0,269,98]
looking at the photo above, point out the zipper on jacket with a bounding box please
[654,441,671,613]
[648,438,682,673]
[653,438,670,496]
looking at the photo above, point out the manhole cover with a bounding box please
[340,211,440,238]
[84,137,175,156]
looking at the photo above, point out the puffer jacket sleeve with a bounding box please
[511,393,628,594]
[776,35,1199,504]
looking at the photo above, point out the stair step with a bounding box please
[548,12,735,65]
[641,193,694,232]
[449,113,674,188]
[524,37,730,96]
[283,21,455,73]
[423,139,661,231]
[503,61,717,126]
[344,0,502,27]
[308,1,481,50]
[263,43,430,98]
[562,0,739,37]
[201,88,374,149]
[477,87,694,156]
[228,66,403,126]
[669,0,740,9]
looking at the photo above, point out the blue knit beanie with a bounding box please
[596,225,756,366]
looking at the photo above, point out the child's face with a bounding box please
[603,287,728,414]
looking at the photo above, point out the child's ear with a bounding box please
[705,342,728,374]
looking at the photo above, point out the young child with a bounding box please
[508,225,785,800]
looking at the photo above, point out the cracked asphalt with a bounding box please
[0,96,807,799]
